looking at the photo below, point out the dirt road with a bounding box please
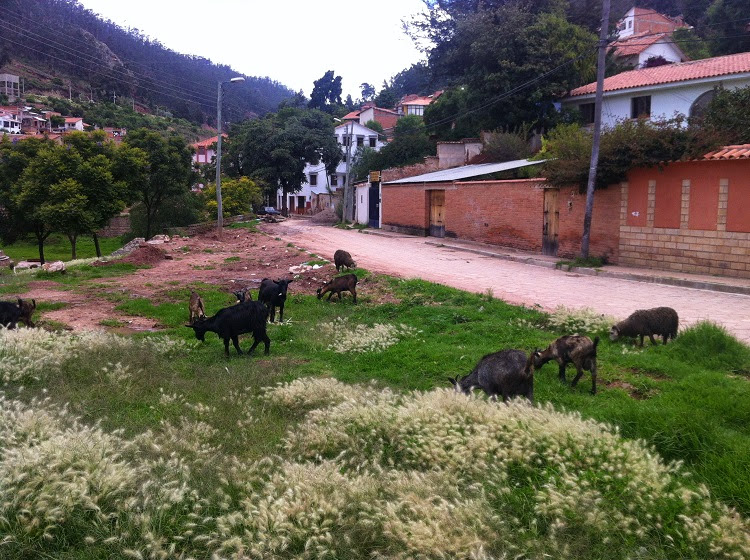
[273,219,750,344]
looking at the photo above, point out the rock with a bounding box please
[111,238,146,258]
[14,260,41,271]
[41,261,66,273]
[149,234,171,243]
[164,254,174,260]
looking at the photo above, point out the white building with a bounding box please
[278,122,386,214]
[562,52,750,128]
[0,109,21,134]
[611,7,688,68]
[64,117,84,131]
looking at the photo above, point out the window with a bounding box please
[309,172,317,186]
[631,96,651,119]
[579,103,595,124]
[330,174,338,186]
[627,20,632,28]
[341,135,350,147]
[357,136,364,147]
[369,137,376,148]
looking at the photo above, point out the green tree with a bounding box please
[697,85,750,144]
[308,70,343,113]
[360,82,376,100]
[123,129,194,239]
[705,0,750,55]
[202,177,263,219]
[228,108,341,215]
[409,2,597,135]
[0,136,55,262]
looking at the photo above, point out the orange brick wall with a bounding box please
[381,183,432,235]
[620,160,750,278]
[556,185,621,262]
[444,180,545,251]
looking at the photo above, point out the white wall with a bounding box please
[563,75,750,128]
[638,41,685,66]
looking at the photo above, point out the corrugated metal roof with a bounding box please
[383,159,545,184]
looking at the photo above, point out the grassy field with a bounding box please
[1,234,124,263]
[0,268,749,558]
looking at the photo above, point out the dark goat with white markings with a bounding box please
[449,349,540,402]
[185,301,270,357]
[0,300,22,329]
[258,278,293,322]
[534,335,599,395]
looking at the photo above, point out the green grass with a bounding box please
[224,256,241,262]
[556,256,607,269]
[227,220,260,232]
[2,234,124,263]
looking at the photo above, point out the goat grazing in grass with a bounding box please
[334,249,356,272]
[317,274,357,304]
[449,349,540,402]
[610,307,678,346]
[185,301,270,357]
[535,335,599,395]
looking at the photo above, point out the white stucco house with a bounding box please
[561,52,750,128]
[277,122,386,214]
[611,7,688,68]
[0,109,22,134]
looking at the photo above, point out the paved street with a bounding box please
[274,219,750,344]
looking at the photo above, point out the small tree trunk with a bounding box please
[36,233,46,265]
[68,233,78,260]
[281,188,288,217]
[145,207,153,240]
[92,233,102,258]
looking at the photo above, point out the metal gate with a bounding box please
[542,188,559,256]
[429,190,445,238]
[368,184,380,228]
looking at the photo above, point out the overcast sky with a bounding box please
[77,0,428,100]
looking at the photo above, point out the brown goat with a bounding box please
[188,290,206,325]
[17,298,36,327]
[317,274,357,304]
[534,335,599,395]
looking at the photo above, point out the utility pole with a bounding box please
[342,121,354,222]
[68,82,72,101]
[581,0,611,259]
[113,91,116,104]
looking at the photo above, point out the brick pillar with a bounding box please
[717,178,728,232]
[647,180,656,227]
[680,179,690,229]
[620,182,628,225]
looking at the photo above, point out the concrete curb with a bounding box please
[361,229,750,296]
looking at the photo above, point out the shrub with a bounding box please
[546,305,615,335]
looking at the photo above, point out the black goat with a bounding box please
[185,301,270,357]
[449,349,539,402]
[610,307,679,346]
[317,274,357,304]
[0,300,21,329]
[334,249,356,272]
[258,278,293,322]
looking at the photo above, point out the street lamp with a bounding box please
[215,76,245,233]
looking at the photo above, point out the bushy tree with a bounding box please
[202,177,263,220]
[697,85,750,145]
[308,70,343,113]
[227,108,341,214]
[123,129,194,239]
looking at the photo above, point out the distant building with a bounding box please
[611,7,688,68]
[64,117,84,132]
[191,134,225,166]
[396,91,443,117]
[278,122,387,214]
[342,103,400,136]
[0,109,22,134]
[0,73,20,101]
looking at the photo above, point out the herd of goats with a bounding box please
[1,248,679,401]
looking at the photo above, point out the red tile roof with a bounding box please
[703,144,750,160]
[191,134,226,148]
[569,52,750,97]
[64,117,82,123]
[611,32,667,57]
[342,110,360,120]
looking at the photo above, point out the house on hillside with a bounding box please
[63,117,85,132]
[0,74,20,101]
[562,52,750,127]
[277,122,386,214]
[342,104,400,137]
[396,91,443,117]
[191,135,224,166]
[0,108,22,134]
[612,6,688,68]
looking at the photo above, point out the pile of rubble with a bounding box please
[0,249,12,268]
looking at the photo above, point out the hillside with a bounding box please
[0,0,296,126]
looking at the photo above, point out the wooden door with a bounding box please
[542,189,559,256]
[429,190,445,238]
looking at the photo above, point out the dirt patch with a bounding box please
[95,244,168,266]
[605,380,657,400]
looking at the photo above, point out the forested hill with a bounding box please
[0,0,295,125]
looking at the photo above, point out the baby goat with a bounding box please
[535,335,599,395]
[449,349,539,402]
[188,290,206,325]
